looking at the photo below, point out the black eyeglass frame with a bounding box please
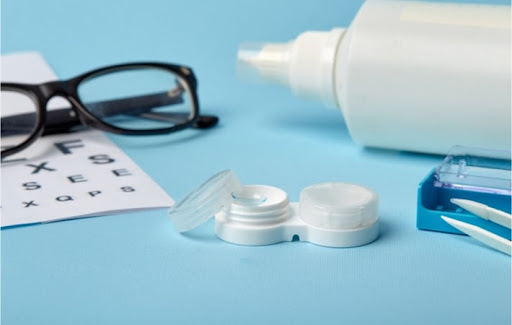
[1,62,206,159]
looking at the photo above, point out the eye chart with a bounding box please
[1,52,174,227]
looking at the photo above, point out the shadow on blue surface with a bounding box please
[270,108,350,141]
[107,127,216,149]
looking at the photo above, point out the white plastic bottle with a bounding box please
[237,0,511,154]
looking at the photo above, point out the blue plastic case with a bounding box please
[417,146,511,240]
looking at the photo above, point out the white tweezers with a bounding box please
[441,198,512,256]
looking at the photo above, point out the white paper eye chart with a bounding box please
[1,131,174,227]
[1,52,174,227]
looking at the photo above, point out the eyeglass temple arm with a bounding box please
[42,90,186,135]
[73,87,217,130]
[1,90,217,137]
[71,87,217,130]
[84,89,185,118]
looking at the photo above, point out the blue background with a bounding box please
[2,0,511,324]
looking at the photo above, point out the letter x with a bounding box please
[23,201,38,208]
[26,162,56,174]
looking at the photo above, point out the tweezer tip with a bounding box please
[450,198,475,208]
[441,215,474,235]
[441,215,457,226]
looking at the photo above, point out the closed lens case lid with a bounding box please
[300,182,379,230]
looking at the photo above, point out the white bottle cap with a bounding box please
[237,28,345,108]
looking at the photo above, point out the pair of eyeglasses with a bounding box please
[1,62,218,159]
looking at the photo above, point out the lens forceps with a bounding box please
[442,199,512,255]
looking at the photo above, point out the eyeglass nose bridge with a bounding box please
[39,80,94,119]
[38,81,98,133]
[38,80,75,99]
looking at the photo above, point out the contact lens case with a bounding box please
[168,170,379,247]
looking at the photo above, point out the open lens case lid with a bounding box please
[168,170,379,247]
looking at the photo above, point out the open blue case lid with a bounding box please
[417,146,511,239]
[434,146,511,195]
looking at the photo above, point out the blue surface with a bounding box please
[2,0,511,324]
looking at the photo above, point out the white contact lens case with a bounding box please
[168,170,379,247]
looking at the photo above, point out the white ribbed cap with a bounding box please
[237,28,345,108]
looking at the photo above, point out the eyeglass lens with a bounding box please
[77,67,195,131]
[1,89,39,151]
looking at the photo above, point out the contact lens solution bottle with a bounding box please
[237,0,511,154]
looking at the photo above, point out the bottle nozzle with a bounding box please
[237,42,293,86]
